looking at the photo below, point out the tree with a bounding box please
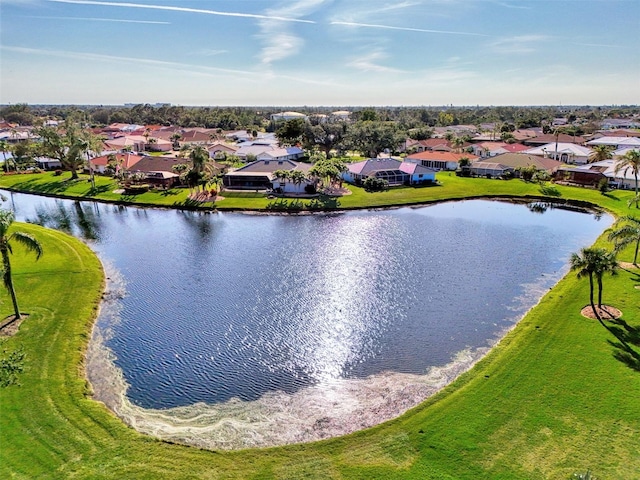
[347,121,404,158]
[608,215,640,265]
[36,123,91,180]
[0,140,13,172]
[303,122,347,159]
[589,145,613,163]
[188,145,215,191]
[0,209,43,320]
[309,158,346,190]
[275,119,306,147]
[615,149,640,208]
[570,247,617,321]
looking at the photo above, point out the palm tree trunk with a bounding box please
[1,245,20,319]
[589,273,600,321]
[597,275,603,309]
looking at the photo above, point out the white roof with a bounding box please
[613,147,640,157]
[525,143,593,156]
[565,159,639,181]
[586,136,640,147]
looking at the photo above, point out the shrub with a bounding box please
[363,176,389,192]
[54,170,62,176]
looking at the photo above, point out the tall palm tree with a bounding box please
[188,145,214,191]
[0,209,43,320]
[615,149,640,208]
[594,250,617,309]
[608,215,640,265]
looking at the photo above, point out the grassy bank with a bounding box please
[0,170,636,212]
[0,183,639,478]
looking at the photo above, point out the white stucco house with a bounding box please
[524,143,593,165]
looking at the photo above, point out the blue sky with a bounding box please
[1,0,639,106]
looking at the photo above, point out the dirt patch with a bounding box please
[619,262,639,270]
[322,186,351,196]
[580,305,622,320]
[189,192,224,203]
[0,314,28,337]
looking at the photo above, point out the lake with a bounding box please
[7,191,612,448]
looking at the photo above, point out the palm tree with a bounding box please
[0,140,13,172]
[589,145,612,163]
[615,149,640,208]
[570,247,617,321]
[594,250,617,309]
[188,145,214,191]
[289,170,308,193]
[0,209,43,320]
[608,215,640,265]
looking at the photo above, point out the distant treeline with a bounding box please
[1,103,639,131]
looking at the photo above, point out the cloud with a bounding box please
[1,45,256,78]
[1,44,336,88]
[257,0,330,67]
[47,0,316,24]
[347,50,405,73]
[24,15,170,24]
[489,35,550,54]
[331,21,490,37]
[492,1,532,10]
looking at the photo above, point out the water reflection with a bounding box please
[29,200,104,241]
[7,192,613,418]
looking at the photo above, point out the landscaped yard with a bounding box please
[0,173,639,479]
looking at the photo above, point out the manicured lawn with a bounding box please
[0,170,636,212]
[0,175,639,478]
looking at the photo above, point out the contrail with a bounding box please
[48,0,316,24]
[331,21,490,37]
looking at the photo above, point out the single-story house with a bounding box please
[208,142,239,159]
[554,159,638,190]
[103,135,147,153]
[586,136,640,149]
[468,161,513,178]
[342,158,436,186]
[223,159,312,192]
[485,153,562,173]
[405,151,479,171]
[145,171,180,188]
[524,143,593,165]
[522,133,585,146]
[235,144,303,162]
[35,157,62,170]
[88,153,145,174]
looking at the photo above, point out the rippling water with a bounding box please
[7,191,612,446]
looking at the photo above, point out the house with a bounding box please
[586,136,640,149]
[470,142,511,158]
[178,129,213,146]
[208,142,239,159]
[34,157,62,170]
[469,161,513,178]
[223,159,312,192]
[411,138,455,152]
[522,133,585,146]
[145,171,180,188]
[405,151,479,171]
[342,158,436,186]
[484,153,562,173]
[104,135,147,153]
[524,143,593,165]
[554,159,639,190]
[270,111,308,122]
[88,153,145,174]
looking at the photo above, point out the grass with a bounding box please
[0,174,639,478]
[1,170,637,213]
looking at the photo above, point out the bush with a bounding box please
[123,184,149,195]
[363,176,389,192]
[304,184,317,194]
[54,170,62,176]
[598,178,609,194]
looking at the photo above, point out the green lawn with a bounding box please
[0,174,639,479]
[0,170,636,212]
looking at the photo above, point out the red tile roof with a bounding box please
[406,151,479,162]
